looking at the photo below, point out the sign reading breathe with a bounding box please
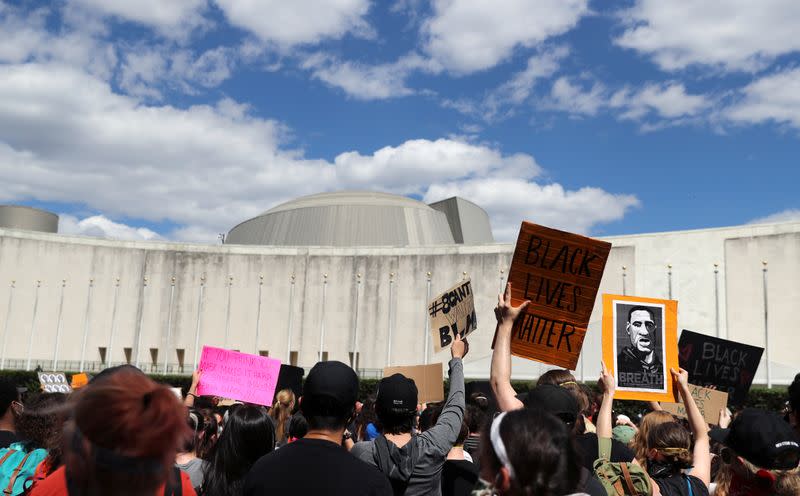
[197,346,281,406]
[504,222,611,369]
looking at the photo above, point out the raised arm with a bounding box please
[422,334,468,454]
[597,362,615,440]
[490,283,529,412]
[183,370,201,408]
[672,368,711,486]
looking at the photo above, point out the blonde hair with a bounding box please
[271,389,295,442]
[630,410,674,469]
[714,453,800,496]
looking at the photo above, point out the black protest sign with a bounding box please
[38,372,72,393]
[502,222,611,369]
[678,330,764,406]
[275,364,304,404]
[429,279,477,352]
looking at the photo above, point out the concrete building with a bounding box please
[0,192,797,385]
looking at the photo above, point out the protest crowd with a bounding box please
[0,227,798,496]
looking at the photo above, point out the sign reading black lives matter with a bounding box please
[502,222,611,369]
[429,278,476,352]
[38,372,72,393]
[678,330,764,406]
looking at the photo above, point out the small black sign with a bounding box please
[678,330,763,406]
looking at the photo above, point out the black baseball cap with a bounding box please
[377,374,418,413]
[303,361,359,408]
[710,408,800,470]
[523,384,580,424]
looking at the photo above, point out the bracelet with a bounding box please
[186,392,197,398]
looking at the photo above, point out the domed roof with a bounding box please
[226,191,457,247]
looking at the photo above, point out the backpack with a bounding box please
[593,437,652,496]
[0,444,49,496]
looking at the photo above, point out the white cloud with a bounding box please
[544,77,710,126]
[748,209,800,225]
[424,179,639,241]
[724,68,800,128]
[334,138,542,194]
[118,45,235,100]
[59,214,163,241]
[70,0,208,37]
[301,53,438,100]
[615,0,800,72]
[548,77,606,116]
[214,0,372,48]
[422,0,588,73]
[610,82,710,120]
[0,62,638,242]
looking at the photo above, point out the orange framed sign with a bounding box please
[602,294,679,402]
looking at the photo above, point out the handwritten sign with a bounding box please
[429,279,477,352]
[38,372,72,393]
[70,373,89,389]
[197,346,281,406]
[503,222,611,369]
[602,294,679,403]
[383,362,444,403]
[678,330,763,406]
[662,385,728,426]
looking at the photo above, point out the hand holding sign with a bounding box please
[451,332,469,360]
[495,282,530,326]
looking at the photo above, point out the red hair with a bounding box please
[65,368,189,495]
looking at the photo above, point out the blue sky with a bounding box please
[1,0,799,242]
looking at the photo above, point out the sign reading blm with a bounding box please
[504,222,611,369]
[678,330,763,406]
[429,278,477,353]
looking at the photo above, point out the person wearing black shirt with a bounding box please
[243,361,391,495]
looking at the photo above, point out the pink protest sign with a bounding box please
[196,346,281,406]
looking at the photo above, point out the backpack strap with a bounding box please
[620,462,639,495]
[0,451,16,469]
[598,436,612,461]
[4,452,33,495]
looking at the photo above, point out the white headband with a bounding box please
[490,412,516,481]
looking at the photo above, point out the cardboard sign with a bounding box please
[383,362,444,404]
[38,372,72,393]
[678,330,764,406]
[70,373,89,389]
[197,346,282,406]
[275,364,304,404]
[429,279,477,352]
[662,385,728,426]
[503,222,611,369]
[602,294,679,402]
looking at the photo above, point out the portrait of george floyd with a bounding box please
[613,301,667,392]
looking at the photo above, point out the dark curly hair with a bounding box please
[16,392,69,474]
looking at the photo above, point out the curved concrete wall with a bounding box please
[0,206,58,233]
[0,221,798,383]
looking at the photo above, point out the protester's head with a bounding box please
[712,409,800,496]
[375,373,418,435]
[626,306,656,355]
[64,367,189,496]
[271,388,296,442]
[536,369,576,387]
[203,404,275,496]
[418,402,441,433]
[354,395,377,442]
[17,392,68,474]
[0,378,21,425]
[182,408,217,459]
[287,412,308,442]
[480,408,581,496]
[631,410,674,467]
[789,373,800,432]
[300,361,358,432]
[523,384,582,434]
[465,401,489,436]
[645,421,693,475]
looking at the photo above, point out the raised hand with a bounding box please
[599,361,615,396]
[494,282,530,326]
[451,332,469,360]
